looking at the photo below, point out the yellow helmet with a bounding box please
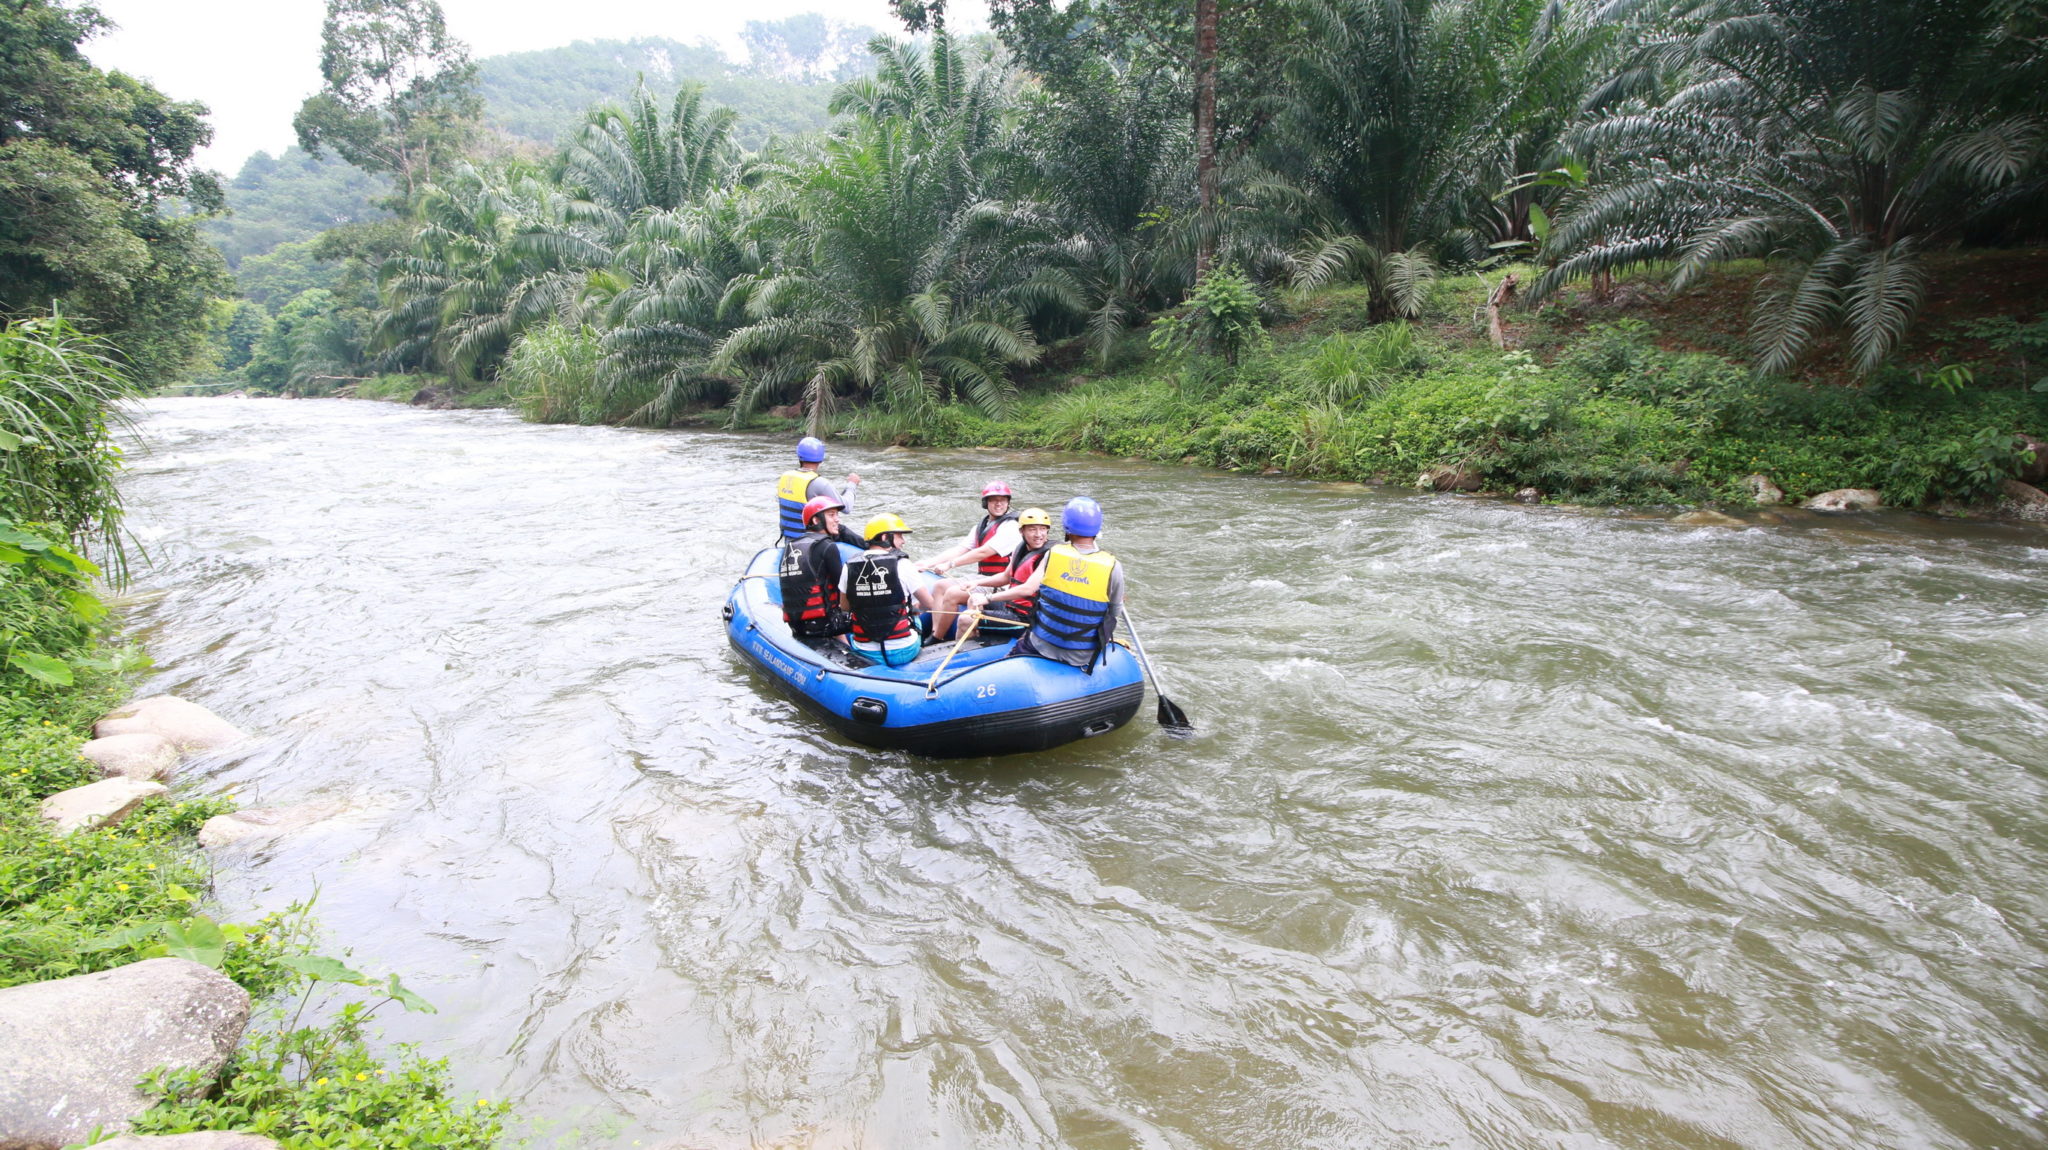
[864,513,911,543]
[1017,507,1054,528]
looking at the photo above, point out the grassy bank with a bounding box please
[1,520,505,1149]
[807,253,2048,510]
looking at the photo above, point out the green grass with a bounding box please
[796,258,2048,509]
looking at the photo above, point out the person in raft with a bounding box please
[915,481,1021,578]
[929,506,1054,641]
[775,436,864,544]
[973,497,1123,670]
[841,513,937,667]
[779,495,852,642]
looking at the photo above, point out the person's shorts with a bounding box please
[851,634,923,667]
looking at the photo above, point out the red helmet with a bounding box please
[802,494,845,529]
[980,481,1013,503]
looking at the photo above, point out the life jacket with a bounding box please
[775,470,816,540]
[970,511,1020,576]
[1005,541,1053,621]
[844,548,913,644]
[778,534,840,636]
[1028,544,1118,661]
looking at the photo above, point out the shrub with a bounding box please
[1308,323,1427,405]
[0,317,139,577]
[1150,265,1269,366]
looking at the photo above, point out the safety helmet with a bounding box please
[1017,507,1053,528]
[1061,496,1103,536]
[864,513,912,544]
[796,436,827,463]
[980,480,1013,504]
[802,494,844,530]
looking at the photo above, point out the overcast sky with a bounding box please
[83,0,986,173]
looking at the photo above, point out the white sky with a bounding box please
[83,0,988,172]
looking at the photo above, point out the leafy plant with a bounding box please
[130,962,505,1150]
[0,318,140,577]
[1150,264,1268,366]
[1308,322,1426,404]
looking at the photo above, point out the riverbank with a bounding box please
[0,520,505,1149]
[815,252,2048,515]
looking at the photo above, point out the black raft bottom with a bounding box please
[736,642,1145,758]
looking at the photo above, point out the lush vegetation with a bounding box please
[0,0,230,388]
[241,0,2031,510]
[0,221,504,1146]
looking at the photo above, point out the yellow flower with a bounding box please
[116,883,129,891]
[145,863,156,870]
[317,1078,329,1086]
[356,1073,367,1081]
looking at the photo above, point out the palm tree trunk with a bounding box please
[1194,0,1219,276]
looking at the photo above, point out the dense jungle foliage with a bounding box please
[168,0,2045,507]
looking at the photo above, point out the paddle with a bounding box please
[926,609,982,696]
[1119,609,1193,731]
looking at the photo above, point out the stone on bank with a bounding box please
[93,698,246,753]
[0,959,250,1149]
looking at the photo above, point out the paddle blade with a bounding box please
[1156,695,1193,732]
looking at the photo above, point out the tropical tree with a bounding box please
[712,117,1048,430]
[294,0,483,201]
[375,166,606,385]
[562,82,740,221]
[1535,0,2048,374]
[1260,0,1605,320]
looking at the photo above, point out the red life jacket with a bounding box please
[1006,542,1052,620]
[970,511,1019,576]
[845,549,914,643]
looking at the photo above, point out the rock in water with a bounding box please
[1801,488,1883,512]
[79,733,180,781]
[0,959,250,1148]
[1674,510,1746,527]
[93,697,245,752]
[197,802,350,849]
[1997,478,2048,523]
[39,777,167,835]
[1743,474,1784,505]
[1416,466,1483,492]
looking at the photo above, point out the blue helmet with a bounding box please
[1062,496,1103,536]
[796,436,826,463]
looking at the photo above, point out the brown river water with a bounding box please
[118,397,2047,1149]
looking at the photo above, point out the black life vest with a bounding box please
[970,511,1019,576]
[844,548,914,643]
[778,535,840,637]
[1005,542,1053,620]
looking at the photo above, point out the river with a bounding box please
[118,397,2047,1149]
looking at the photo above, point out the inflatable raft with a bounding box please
[723,544,1145,757]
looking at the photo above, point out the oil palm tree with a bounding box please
[1534,0,2046,374]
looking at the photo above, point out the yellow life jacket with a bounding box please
[776,470,816,539]
[1029,544,1119,657]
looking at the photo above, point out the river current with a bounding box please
[118,397,2047,1149]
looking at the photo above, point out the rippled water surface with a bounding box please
[119,398,2048,1148]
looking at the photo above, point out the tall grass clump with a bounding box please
[1308,322,1427,404]
[0,317,141,579]
[501,325,618,425]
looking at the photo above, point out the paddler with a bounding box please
[774,436,863,544]
[974,497,1124,670]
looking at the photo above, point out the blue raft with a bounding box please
[723,544,1145,757]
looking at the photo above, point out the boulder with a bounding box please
[1744,474,1785,505]
[1675,510,1746,527]
[2017,434,2047,484]
[197,802,349,849]
[1514,487,1542,504]
[79,733,179,781]
[39,777,167,835]
[1802,488,1882,512]
[1416,466,1483,492]
[0,959,250,1149]
[1996,478,2048,523]
[90,1129,280,1137]
[407,386,457,409]
[93,697,245,753]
